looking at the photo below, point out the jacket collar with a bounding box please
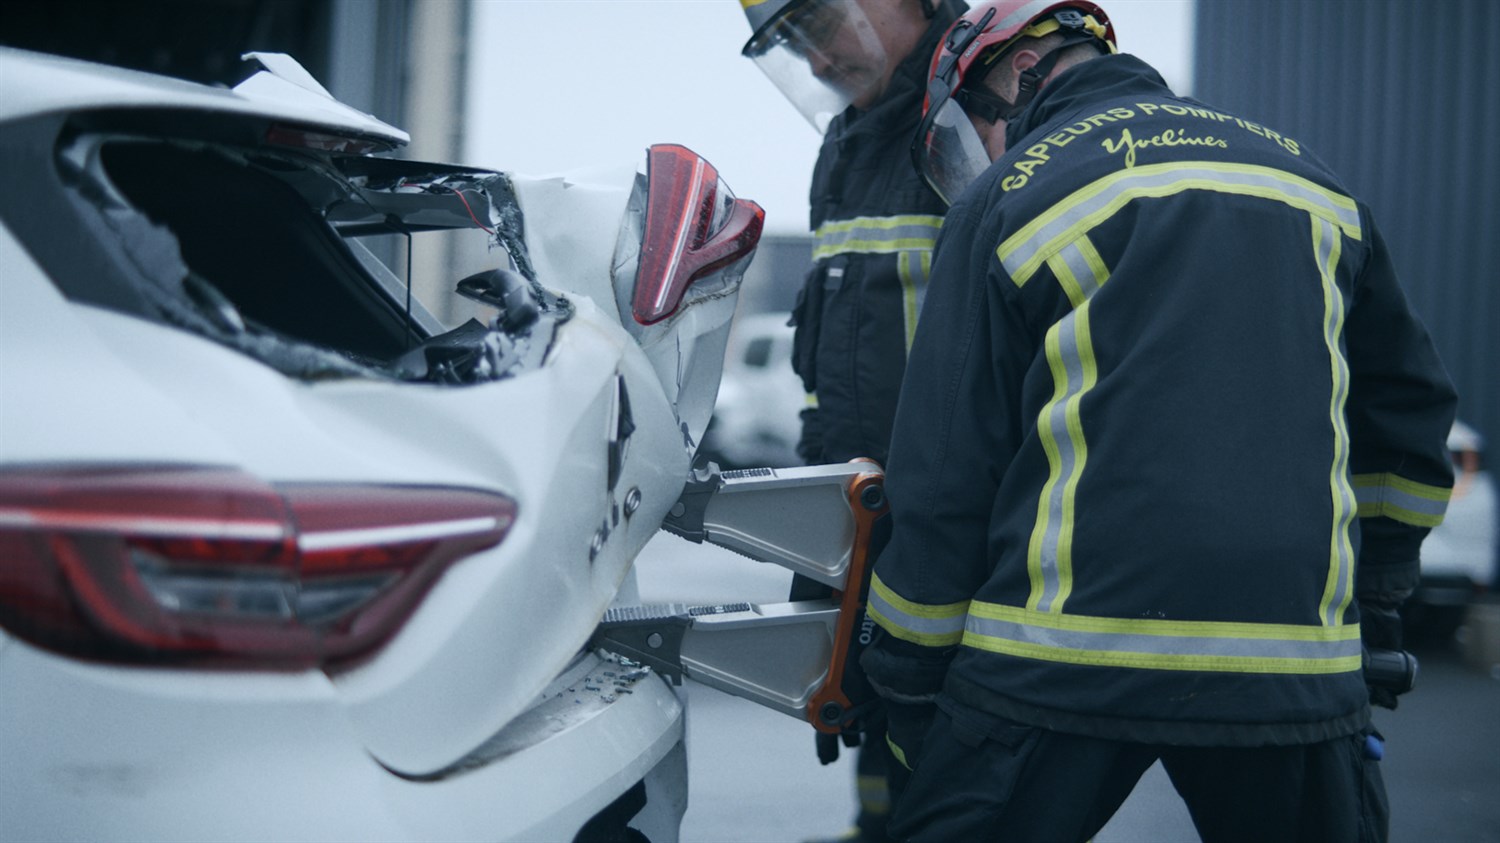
[1004,54,1173,148]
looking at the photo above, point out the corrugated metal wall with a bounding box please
[1194,0,1500,454]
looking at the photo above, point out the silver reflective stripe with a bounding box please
[867,575,967,646]
[999,162,1363,285]
[1030,311,1085,613]
[813,215,943,261]
[867,588,966,642]
[964,603,1363,673]
[1026,238,1108,614]
[1313,214,1357,628]
[1353,484,1447,518]
[1352,474,1450,526]
[1054,237,1105,302]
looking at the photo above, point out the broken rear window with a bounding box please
[42,122,568,384]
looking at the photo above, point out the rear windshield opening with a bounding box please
[99,141,413,362]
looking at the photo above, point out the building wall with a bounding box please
[1194,0,1500,454]
[0,0,330,86]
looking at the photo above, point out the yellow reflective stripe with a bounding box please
[972,601,1362,640]
[964,637,1362,674]
[868,572,968,647]
[899,250,919,353]
[1026,238,1108,614]
[897,248,934,353]
[997,162,1362,285]
[1048,250,1086,308]
[813,215,943,260]
[1028,320,1068,608]
[740,0,769,7]
[1075,236,1109,288]
[815,238,940,260]
[1352,473,1451,527]
[886,732,913,771]
[1313,215,1357,627]
[964,601,1362,674]
[816,214,945,235]
[804,392,819,408]
[857,775,890,813]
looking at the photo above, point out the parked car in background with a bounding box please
[701,312,803,469]
[1410,420,1498,637]
[0,47,762,841]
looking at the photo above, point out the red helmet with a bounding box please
[911,0,1116,204]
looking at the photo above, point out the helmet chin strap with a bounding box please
[957,31,1105,124]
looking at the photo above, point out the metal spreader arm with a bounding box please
[592,462,887,732]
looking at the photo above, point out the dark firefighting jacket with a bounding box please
[863,55,1457,746]
[791,1,963,465]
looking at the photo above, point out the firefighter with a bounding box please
[859,1,1458,841]
[739,1,966,840]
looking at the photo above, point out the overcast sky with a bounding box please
[466,0,1195,234]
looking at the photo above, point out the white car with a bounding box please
[702,312,804,468]
[0,48,763,841]
[1412,421,1498,633]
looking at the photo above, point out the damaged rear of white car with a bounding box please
[0,48,762,842]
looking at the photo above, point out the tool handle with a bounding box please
[805,465,888,733]
[1364,647,1418,695]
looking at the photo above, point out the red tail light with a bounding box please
[0,466,515,668]
[632,144,765,325]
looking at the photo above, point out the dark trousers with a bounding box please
[853,732,897,842]
[889,700,1389,843]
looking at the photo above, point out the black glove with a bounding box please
[1357,557,1420,710]
[795,407,824,466]
[884,698,937,772]
[860,629,953,770]
[1360,597,1409,709]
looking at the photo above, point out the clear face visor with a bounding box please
[915,97,993,206]
[745,0,890,133]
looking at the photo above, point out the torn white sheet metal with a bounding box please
[234,52,409,148]
[0,47,408,150]
[511,164,745,456]
[240,51,336,98]
[325,156,536,284]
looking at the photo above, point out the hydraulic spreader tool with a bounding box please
[591,461,1421,728]
[590,462,887,733]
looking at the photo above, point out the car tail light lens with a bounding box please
[632,144,765,325]
[0,466,515,668]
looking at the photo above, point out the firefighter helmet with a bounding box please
[740,0,906,133]
[911,0,1116,204]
